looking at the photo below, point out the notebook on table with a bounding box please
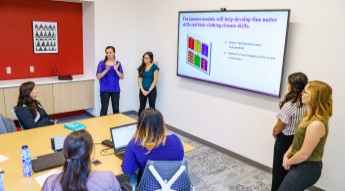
[32,151,65,172]
[110,122,137,159]
[64,121,85,131]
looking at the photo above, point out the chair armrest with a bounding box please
[129,173,138,187]
[189,173,198,186]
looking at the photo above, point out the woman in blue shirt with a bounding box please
[96,46,124,116]
[121,108,184,180]
[137,52,159,116]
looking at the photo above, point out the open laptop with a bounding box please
[110,122,137,159]
[32,151,65,172]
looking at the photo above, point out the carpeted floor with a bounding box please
[58,113,272,190]
[178,134,271,191]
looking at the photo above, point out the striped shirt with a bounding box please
[276,101,307,136]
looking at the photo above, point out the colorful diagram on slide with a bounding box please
[186,34,212,75]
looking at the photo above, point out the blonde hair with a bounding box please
[134,108,166,153]
[299,80,333,127]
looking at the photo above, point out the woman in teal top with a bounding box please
[137,52,159,116]
[278,80,332,191]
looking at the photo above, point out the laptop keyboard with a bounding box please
[32,151,65,172]
[116,151,125,159]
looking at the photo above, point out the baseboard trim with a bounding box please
[167,124,272,171]
[121,110,138,116]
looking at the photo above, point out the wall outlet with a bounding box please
[30,66,34,73]
[6,67,11,74]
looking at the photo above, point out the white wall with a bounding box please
[82,1,96,115]
[83,0,138,116]
[88,0,345,190]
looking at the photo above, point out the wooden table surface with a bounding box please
[0,114,194,191]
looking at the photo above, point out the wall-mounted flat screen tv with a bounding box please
[177,10,290,97]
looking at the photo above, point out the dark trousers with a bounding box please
[138,87,157,116]
[100,92,120,116]
[278,161,322,191]
[271,133,294,191]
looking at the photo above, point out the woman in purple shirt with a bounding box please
[96,46,124,116]
[42,130,121,191]
[122,108,184,179]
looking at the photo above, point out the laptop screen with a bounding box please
[110,123,137,150]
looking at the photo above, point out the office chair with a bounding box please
[12,107,24,130]
[129,160,198,191]
[0,114,17,134]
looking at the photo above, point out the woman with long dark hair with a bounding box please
[271,72,308,191]
[137,52,159,116]
[278,80,332,190]
[96,46,124,116]
[42,130,121,191]
[122,108,184,179]
[15,81,54,130]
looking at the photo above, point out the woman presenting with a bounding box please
[96,46,124,116]
[271,72,308,191]
[137,51,159,116]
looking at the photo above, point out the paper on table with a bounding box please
[35,169,61,187]
[0,155,9,163]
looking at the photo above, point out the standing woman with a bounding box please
[15,81,55,130]
[278,81,332,190]
[137,52,159,116]
[271,72,308,191]
[96,46,124,116]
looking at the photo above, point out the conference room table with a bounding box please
[0,113,195,191]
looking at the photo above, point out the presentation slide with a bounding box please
[177,10,290,97]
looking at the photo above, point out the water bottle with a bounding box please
[21,145,32,177]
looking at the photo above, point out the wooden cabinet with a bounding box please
[1,79,94,118]
[3,87,18,119]
[53,80,94,114]
[36,84,54,115]
[0,88,6,116]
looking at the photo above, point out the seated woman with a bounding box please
[122,108,184,179]
[15,81,54,130]
[42,129,121,191]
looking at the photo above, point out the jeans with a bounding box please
[100,92,120,116]
[278,161,322,191]
[271,133,294,191]
[138,87,157,116]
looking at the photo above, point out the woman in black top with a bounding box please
[15,81,54,130]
